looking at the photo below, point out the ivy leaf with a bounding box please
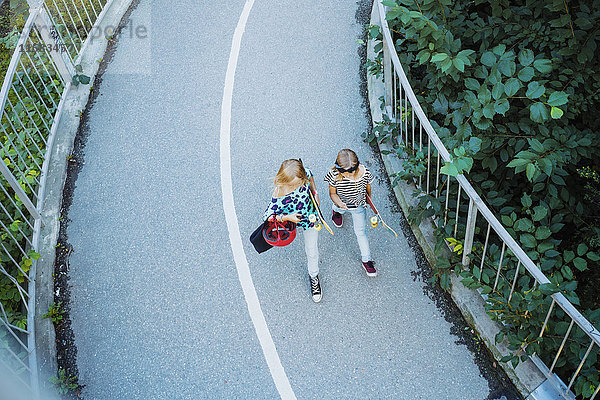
[564,250,575,263]
[493,44,506,55]
[526,163,536,181]
[520,233,537,248]
[431,53,449,62]
[529,138,544,152]
[526,81,545,99]
[521,193,532,207]
[483,103,495,118]
[577,243,588,256]
[535,226,551,240]
[515,218,534,232]
[433,94,449,114]
[529,102,549,123]
[532,206,547,221]
[550,106,564,119]
[552,174,566,186]
[498,60,516,77]
[369,25,380,38]
[494,331,504,344]
[465,78,480,90]
[533,58,552,74]
[538,158,553,176]
[453,57,465,72]
[492,82,505,100]
[504,78,521,96]
[466,137,482,153]
[587,252,600,261]
[518,66,534,82]
[481,51,496,67]
[547,91,569,106]
[500,355,513,363]
[518,49,534,66]
[417,50,430,64]
[388,8,402,20]
[477,87,492,104]
[501,214,514,227]
[440,58,453,73]
[573,257,588,271]
[440,162,459,176]
[28,250,40,260]
[545,249,560,258]
[507,158,529,167]
[457,49,476,59]
[494,99,509,115]
[562,265,573,280]
[457,157,473,173]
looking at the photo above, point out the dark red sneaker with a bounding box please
[332,210,343,227]
[362,261,377,277]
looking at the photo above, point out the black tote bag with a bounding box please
[250,221,273,253]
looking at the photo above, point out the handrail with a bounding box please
[375,0,600,398]
[0,0,112,396]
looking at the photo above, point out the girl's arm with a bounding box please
[309,176,320,207]
[268,213,302,223]
[366,183,372,200]
[329,185,348,210]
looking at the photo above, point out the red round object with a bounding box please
[263,216,297,247]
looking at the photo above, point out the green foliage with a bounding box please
[42,301,64,324]
[0,0,26,83]
[365,24,384,78]
[362,105,401,145]
[50,368,78,395]
[370,0,600,396]
[440,145,474,176]
[71,64,91,87]
[0,0,106,384]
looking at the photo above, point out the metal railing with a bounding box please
[374,1,600,398]
[0,0,110,396]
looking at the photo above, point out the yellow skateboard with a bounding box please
[366,194,398,237]
[308,190,334,235]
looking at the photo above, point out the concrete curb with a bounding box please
[366,3,549,399]
[34,0,135,396]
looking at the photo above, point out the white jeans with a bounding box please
[332,204,372,262]
[303,227,319,278]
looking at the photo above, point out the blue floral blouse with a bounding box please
[263,168,317,230]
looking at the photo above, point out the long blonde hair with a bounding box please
[332,149,359,181]
[274,159,309,189]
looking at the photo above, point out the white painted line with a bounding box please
[219,1,297,399]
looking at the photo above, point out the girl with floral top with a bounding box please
[325,149,377,277]
[264,159,322,302]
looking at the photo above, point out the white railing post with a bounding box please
[462,198,477,267]
[382,36,393,108]
[0,161,41,221]
[34,6,73,82]
[375,1,600,397]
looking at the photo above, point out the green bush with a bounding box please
[50,368,78,395]
[0,0,27,82]
[370,0,600,397]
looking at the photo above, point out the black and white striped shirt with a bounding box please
[324,166,374,207]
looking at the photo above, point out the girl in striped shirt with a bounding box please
[324,149,377,277]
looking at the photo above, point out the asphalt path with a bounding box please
[66,0,501,399]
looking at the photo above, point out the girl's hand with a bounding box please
[339,202,349,210]
[284,213,302,223]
